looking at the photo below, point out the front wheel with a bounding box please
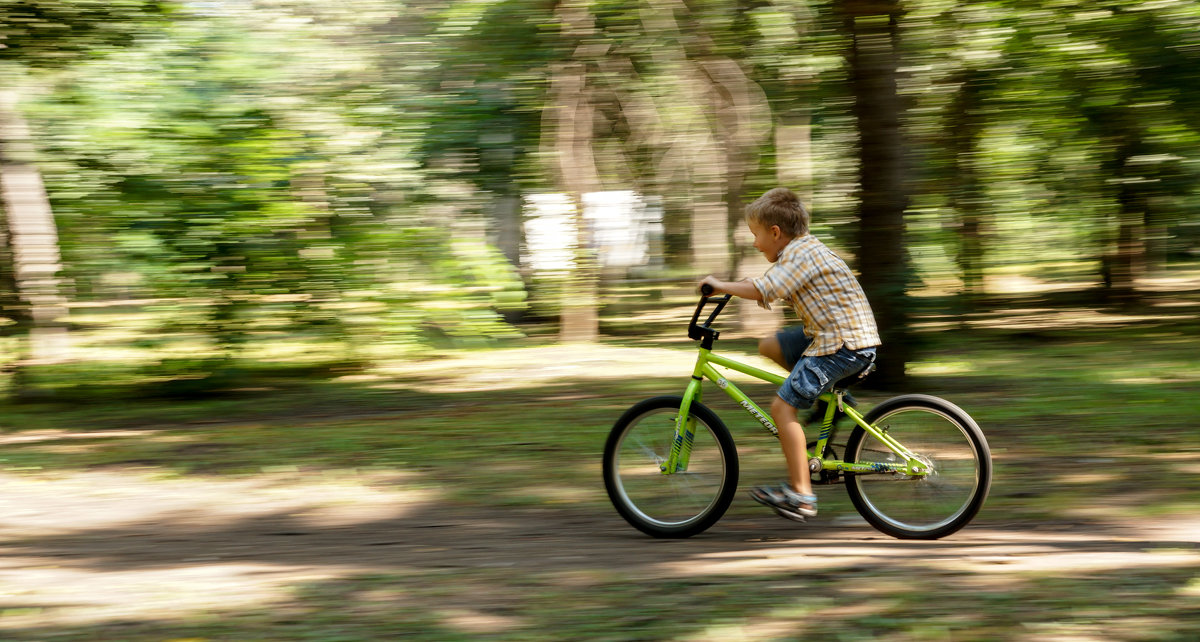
[844,394,991,539]
[603,396,738,538]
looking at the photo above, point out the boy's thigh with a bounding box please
[778,347,871,410]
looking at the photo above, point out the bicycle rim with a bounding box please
[847,402,986,537]
[610,405,731,533]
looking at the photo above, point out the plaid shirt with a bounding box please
[752,234,881,357]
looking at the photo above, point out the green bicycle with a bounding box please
[603,286,992,540]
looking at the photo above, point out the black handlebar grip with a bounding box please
[700,283,714,296]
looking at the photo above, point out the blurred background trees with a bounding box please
[2,0,1199,397]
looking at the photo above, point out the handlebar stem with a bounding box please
[688,291,731,349]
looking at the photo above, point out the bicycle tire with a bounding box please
[844,394,991,539]
[603,396,738,538]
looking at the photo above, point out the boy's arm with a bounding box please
[699,275,764,301]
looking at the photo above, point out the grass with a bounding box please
[1,271,1199,640]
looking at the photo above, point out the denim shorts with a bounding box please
[775,326,877,409]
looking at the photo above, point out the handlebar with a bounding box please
[689,284,731,348]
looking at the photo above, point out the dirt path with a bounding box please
[1,468,1197,635]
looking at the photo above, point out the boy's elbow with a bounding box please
[746,282,765,301]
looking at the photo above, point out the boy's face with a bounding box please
[748,220,791,263]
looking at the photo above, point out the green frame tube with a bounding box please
[664,347,926,477]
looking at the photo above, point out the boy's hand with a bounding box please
[699,275,724,294]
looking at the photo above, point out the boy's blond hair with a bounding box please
[745,187,810,238]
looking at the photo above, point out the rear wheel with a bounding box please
[603,396,738,538]
[844,395,991,539]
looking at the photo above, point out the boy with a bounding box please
[700,187,880,522]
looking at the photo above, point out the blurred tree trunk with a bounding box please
[842,2,910,388]
[478,117,526,299]
[1100,118,1147,305]
[948,71,986,304]
[491,192,522,272]
[1108,151,1146,305]
[0,90,70,396]
[490,190,525,323]
[547,2,602,343]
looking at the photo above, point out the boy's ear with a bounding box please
[770,224,783,239]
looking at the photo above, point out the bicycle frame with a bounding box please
[664,345,929,479]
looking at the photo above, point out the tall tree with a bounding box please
[841,0,910,387]
[0,90,68,366]
[0,0,168,395]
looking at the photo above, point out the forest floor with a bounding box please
[0,465,1197,641]
[1,270,1199,640]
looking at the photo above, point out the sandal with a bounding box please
[749,483,818,522]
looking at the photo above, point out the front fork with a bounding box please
[664,377,703,473]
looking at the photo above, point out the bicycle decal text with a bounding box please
[740,400,777,435]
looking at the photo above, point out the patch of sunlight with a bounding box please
[376,344,781,393]
[910,277,966,299]
[1157,451,1200,461]
[986,274,1100,294]
[1111,374,1198,385]
[1154,300,1200,309]
[1128,514,1200,543]
[71,345,155,362]
[0,561,353,630]
[688,618,801,642]
[511,484,592,504]
[1025,617,1179,642]
[1056,472,1122,485]
[908,360,975,376]
[1139,269,1200,292]
[0,468,445,628]
[654,546,883,576]
[1179,576,1200,597]
[0,469,434,538]
[0,429,162,446]
[930,549,1200,575]
[968,308,1177,332]
[438,608,530,635]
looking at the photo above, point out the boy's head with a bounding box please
[744,187,810,239]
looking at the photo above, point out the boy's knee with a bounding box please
[759,336,779,359]
[771,394,798,418]
[760,336,789,370]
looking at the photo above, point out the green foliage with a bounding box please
[0,0,171,67]
[26,3,530,386]
[6,0,1200,393]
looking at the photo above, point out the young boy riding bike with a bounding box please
[700,187,880,522]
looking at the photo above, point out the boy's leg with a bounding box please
[770,394,814,502]
[764,327,816,500]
